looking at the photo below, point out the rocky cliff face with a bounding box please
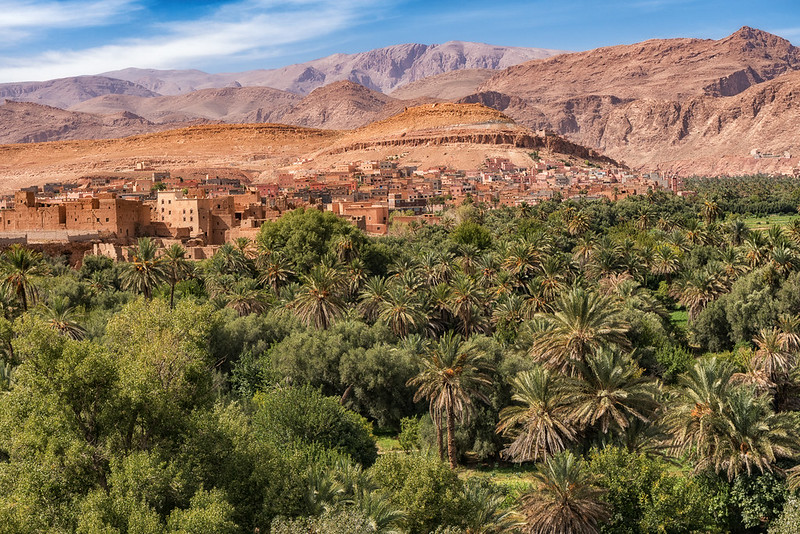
[469,27,800,173]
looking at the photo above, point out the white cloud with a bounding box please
[0,0,139,31]
[0,0,379,82]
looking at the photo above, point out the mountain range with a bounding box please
[1,28,799,177]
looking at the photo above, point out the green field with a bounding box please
[741,214,800,230]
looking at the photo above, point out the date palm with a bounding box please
[38,296,86,340]
[161,243,191,309]
[256,250,294,293]
[224,279,268,316]
[650,244,682,282]
[0,244,49,312]
[752,327,795,384]
[564,350,660,435]
[461,479,526,533]
[407,331,494,468]
[669,267,725,321]
[528,287,630,375]
[121,237,166,300]
[448,273,486,335]
[726,219,750,246]
[377,285,424,337]
[292,265,345,329]
[521,451,609,534]
[699,387,799,480]
[667,358,798,478]
[497,366,576,462]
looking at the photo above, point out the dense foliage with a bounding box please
[2,180,800,533]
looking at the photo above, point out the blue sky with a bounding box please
[0,0,798,83]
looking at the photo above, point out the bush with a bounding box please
[369,453,464,533]
[253,385,378,466]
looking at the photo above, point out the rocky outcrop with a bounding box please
[470,27,800,173]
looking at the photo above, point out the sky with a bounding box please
[0,0,798,83]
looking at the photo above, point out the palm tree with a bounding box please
[564,350,660,435]
[0,244,49,312]
[496,367,576,462]
[701,200,720,224]
[448,273,487,335]
[224,279,268,316]
[669,267,725,321]
[726,219,750,246]
[650,244,682,282]
[521,451,609,534]
[161,243,191,309]
[358,276,389,323]
[121,237,166,300]
[292,265,345,329]
[38,296,86,340]
[528,287,630,375]
[257,250,294,293]
[668,358,799,479]
[461,479,526,533]
[377,285,424,337]
[752,327,795,384]
[407,331,494,468]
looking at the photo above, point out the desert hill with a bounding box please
[277,81,398,130]
[103,42,564,96]
[0,100,191,144]
[0,76,159,110]
[0,103,614,193]
[389,69,496,100]
[71,86,302,124]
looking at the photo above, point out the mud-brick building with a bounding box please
[64,193,151,238]
[155,191,265,245]
[0,191,150,239]
[0,191,65,231]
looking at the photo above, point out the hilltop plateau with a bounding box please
[0,103,615,193]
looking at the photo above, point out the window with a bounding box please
[105,218,109,222]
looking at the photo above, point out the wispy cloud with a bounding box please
[0,0,139,31]
[0,0,380,82]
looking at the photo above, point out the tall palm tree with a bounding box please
[0,244,49,312]
[521,451,609,534]
[650,244,682,282]
[496,367,576,462]
[564,350,660,435]
[752,327,795,384]
[121,237,166,300]
[528,287,630,375]
[407,331,494,468]
[292,265,345,329]
[701,200,720,224]
[161,243,191,309]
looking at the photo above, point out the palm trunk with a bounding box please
[170,280,176,309]
[436,419,445,461]
[18,284,27,312]
[446,405,457,469]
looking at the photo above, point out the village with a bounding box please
[0,155,673,260]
